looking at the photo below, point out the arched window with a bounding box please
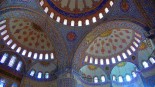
[133,42,138,47]
[7,39,13,46]
[37,72,42,79]
[134,37,140,43]
[130,46,136,52]
[51,53,54,59]
[44,7,49,13]
[149,57,155,64]
[78,20,82,26]
[22,50,27,56]
[85,19,89,25]
[127,49,132,56]
[92,17,96,23]
[1,30,7,36]
[110,1,114,6]
[0,25,6,31]
[105,8,109,13]
[0,79,5,87]
[45,53,49,60]
[112,75,116,81]
[45,73,49,79]
[111,57,116,64]
[142,61,149,68]
[118,76,123,83]
[63,19,67,25]
[28,51,32,58]
[39,54,43,60]
[99,13,103,19]
[40,0,44,6]
[0,20,6,25]
[95,58,98,64]
[50,12,54,19]
[89,57,93,64]
[8,56,16,67]
[71,20,75,26]
[100,59,104,65]
[117,55,122,62]
[11,82,18,87]
[16,47,21,53]
[0,53,8,63]
[94,77,98,83]
[56,16,60,22]
[101,76,106,82]
[16,61,22,71]
[33,53,38,59]
[122,53,127,59]
[3,35,9,41]
[126,75,131,82]
[84,56,88,62]
[132,72,137,78]
[30,70,35,76]
[106,59,110,65]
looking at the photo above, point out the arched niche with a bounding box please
[111,62,144,87]
[27,61,57,80]
[79,65,108,83]
[137,38,155,69]
[73,20,146,71]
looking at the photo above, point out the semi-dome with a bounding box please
[80,65,107,83]
[84,29,141,65]
[0,18,54,60]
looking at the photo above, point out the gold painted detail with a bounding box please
[88,65,98,70]
[117,62,126,67]
[100,30,113,37]
[139,42,147,50]
[40,61,50,66]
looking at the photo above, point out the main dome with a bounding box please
[39,0,114,26]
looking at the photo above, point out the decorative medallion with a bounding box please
[39,0,114,26]
[67,32,77,41]
[120,0,130,12]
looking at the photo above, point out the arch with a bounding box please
[28,61,56,80]
[79,65,108,83]
[101,75,106,82]
[118,76,123,83]
[0,51,26,74]
[111,62,138,82]
[94,76,98,83]
[111,62,144,87]
[30,70,36,76]
[142,61,149,68]
[37,72,43,79]
[16,61,22,71]
[45,72,49,79]
[149,57,155,64]
[73,20,146,70]
[0,9,68,69]
[126,74,131,82]
[0,79,5,87]
[137,39,155,69]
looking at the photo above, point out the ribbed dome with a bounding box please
[39,0,114,26]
